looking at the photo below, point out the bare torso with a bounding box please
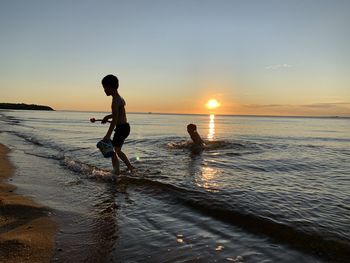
[190,131,204,146]
[112,95,127,125]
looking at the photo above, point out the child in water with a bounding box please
[100,74,134,175]
[187,124,205,153]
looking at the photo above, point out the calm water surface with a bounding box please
[0,110,349,262]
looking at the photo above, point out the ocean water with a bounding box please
[0,110,349,263]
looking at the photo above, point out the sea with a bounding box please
[0,110,349,263]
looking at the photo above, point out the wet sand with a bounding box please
[0,144,57,263]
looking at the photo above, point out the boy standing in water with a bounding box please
[101,74,133,175]
[187,123,205,153]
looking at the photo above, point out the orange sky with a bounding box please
[1,1,349,116]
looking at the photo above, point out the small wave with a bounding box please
[61,157,115,181]
[119,178,349,262]
[166,140,192,149]
[60,157,162,184]
[11,131,44,146]
[167,139,263,156]
[207,140,248,150]
[24,151,64,161]
[10,131,68,155]
[0,114,21,125]
[167,140,248,150]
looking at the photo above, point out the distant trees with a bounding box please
[0,103,54,111]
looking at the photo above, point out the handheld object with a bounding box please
[97,140,114,158]
[90,118,111,123]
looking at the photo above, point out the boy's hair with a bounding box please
[187,124,197,132]
[102,74,119,89]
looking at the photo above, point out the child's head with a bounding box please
[102,74,119,96]
[187,123,197,134]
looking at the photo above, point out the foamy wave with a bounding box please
[166,140,192,149]
[62,157,115,181]
[167,140,256,151]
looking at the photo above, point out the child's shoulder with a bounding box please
[113,95,126,106]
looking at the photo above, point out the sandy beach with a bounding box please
[0,144,57,263]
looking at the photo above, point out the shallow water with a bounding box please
[1,110,349,262]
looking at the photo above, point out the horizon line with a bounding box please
[56,109,350,119]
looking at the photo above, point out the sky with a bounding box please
[1,0,349,116]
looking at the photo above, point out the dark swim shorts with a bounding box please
[112,123,130,148]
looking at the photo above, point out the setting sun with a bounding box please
[206,99,220,110]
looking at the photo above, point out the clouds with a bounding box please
[302,102,350,108]
[238,102,350,116]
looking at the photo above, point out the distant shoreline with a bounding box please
[0,103,54,111]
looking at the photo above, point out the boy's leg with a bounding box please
[115,147,134,171]
[111,151,120,175]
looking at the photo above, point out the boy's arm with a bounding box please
[103,105,119,141]
[101,114,113,124]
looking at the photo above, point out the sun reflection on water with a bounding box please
[195,166,219,193]
[207,114,215,141]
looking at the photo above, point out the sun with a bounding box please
[206,99,220,110]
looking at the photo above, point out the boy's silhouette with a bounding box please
[187,124,205,153]
[101,74,133,175]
